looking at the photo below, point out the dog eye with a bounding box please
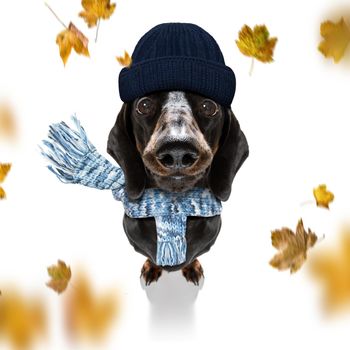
[136,97,156,116]
[199,99,218,117]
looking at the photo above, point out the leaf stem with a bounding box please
[45,2,67,29]
[300,200,315,206]
[95,19,100,43]
[249,58,255,76]
[317,234,326,243]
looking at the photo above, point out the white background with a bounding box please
[1,0,350,349]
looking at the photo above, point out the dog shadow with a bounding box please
[140,270,204,335]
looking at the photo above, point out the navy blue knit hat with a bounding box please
[118,22,236,107]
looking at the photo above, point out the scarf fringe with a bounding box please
[157,236,187,266]
[40,115,96,184]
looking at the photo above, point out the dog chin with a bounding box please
[148,171,205,193]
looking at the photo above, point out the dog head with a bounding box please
[107,91,248,201]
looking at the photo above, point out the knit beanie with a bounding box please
[118,22,236,107]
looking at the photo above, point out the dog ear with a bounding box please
[107,103,146,200]
[208,108,249,201]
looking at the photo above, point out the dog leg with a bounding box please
[181,259,204,285]
[141,259,163,285]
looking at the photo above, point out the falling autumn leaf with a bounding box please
[310,228,350,312]
[64,272,119,342]
[0,103,17,141]
[79,0,116,42]
[236,24,277,75]
[0,163,11,183]
[45,3,90,65]
[318,17,350,63]
[56,22,90,65]
[270,219,318,273]
[79,0,116,27]
[46,260,72,294]
[313,184,334,209]
[116,50,132,67]
[0,163,11,200]
[0,289,46,349]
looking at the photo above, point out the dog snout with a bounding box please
[156,141,199,169]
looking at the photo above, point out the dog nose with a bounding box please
[156,142,199,169]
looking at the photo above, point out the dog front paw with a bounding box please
[141,259,163,285]
[182,259,204,285]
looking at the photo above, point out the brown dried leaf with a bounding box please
[270,219,318,273]
[46,260,72,294]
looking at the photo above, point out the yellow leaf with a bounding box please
[0,163,11,183]
[46,260,72,294]
[236,24,277,63]
[64,273,119,341]
[0,104,17,141]
[79,0,116,27]
[313,184,334,209]
[269,219,318,273]
[318,17,350,63]
[0,187,6,199]
[56,22,90,66]
[310,228,350,312]
[0,163,11,200]
[0,289,46,349]
[116,50,132,67]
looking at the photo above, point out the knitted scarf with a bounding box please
[40,116,222,267]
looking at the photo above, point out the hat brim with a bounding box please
[118,56,236,107]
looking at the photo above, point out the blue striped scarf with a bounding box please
[40,116,222,267]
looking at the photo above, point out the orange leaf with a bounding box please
[318,17,350,63]
[0,104,17,141]
[0,163,11,200]
[56,22,90,66]
[310,228,350,312]
[0,289,46,349]
[116,50,132,67]
[64,272,119,341]
[79,0,116,27]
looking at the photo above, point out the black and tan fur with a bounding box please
[107,91,248,285]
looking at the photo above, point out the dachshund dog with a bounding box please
[107,91,249,285]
